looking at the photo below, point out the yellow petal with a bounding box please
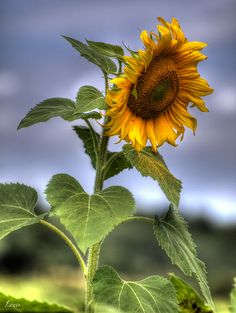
[147,119,157,151]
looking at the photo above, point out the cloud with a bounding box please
[182,193,236,225]
[1,0,236,224]
[213,86,236,114]
[0,71,20,97]
[2,0,235,44]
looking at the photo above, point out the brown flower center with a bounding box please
[127,57,179,119]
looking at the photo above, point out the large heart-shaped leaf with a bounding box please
[123,145,182,207]
[96,304,124,313]
[0,183,45,240]
[154,207,214,310]
[0,291,72,312]
[46,174,135,253]
[93,265,178,313]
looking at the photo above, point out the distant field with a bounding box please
[0,266,84,313]
[0,220,235,312]
[0,266,231,313]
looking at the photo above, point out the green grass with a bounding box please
[0,267,232,313]
[215,299,231,313]
[0,266,85,313]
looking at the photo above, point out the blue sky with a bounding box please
[1,0,236,224]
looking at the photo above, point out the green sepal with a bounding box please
[230,278,236,313]
[169,274,214,313]
[0,183,46,240]
[63,36,117,74]
[92,265,179,313]
[122,42,138,59]
[0,291,73,312]
[17,98,77,129]
[123,145,182,207]
[154,206,214,310]
[45,174,135,253]
[75,85,107,113]
[86,40,124,60]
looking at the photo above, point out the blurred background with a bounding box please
[0,0,236,312]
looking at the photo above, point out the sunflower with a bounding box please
[105,17,213,152]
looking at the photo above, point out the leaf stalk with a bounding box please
[39,219,87,276]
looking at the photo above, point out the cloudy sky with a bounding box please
[1,0,236,224]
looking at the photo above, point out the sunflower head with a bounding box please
[106,17,213,152]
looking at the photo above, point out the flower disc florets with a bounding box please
[127,57,179,119]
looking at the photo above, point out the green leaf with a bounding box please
[17,98,77,129]
[123,145,182,207]
[76,85,107,113]
[73,126,132,179]
[0,291,73,312]
[105,152,133,180]
[169,274,213,313]
[45,174,135,253]
[73,126,99,168]
[86,40,124,59]
[0,183,45,240]
[96,304,124,313]
[75,111,102,120]
[63,36,117,74]
[230,278,236,313]
[154,207,214,310]
[93,265,178,313]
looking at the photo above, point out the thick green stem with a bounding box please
[85,72,110,313]
[85,243,101,312]
[85,132,109,312]
[39,219,87,276]
[94,134,109,193]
